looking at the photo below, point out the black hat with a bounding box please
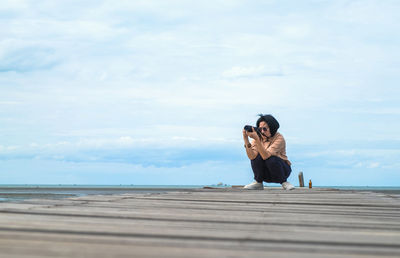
[256,114,280,137]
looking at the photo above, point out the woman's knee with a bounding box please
[265,156,291,182]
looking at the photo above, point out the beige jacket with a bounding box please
[251,132,291,165]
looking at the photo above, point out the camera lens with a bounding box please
[244,125,253,132]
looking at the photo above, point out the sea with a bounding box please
[0,185,399,203]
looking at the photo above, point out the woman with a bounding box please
[243,114,294,190]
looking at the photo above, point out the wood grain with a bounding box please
[0,188,399,257]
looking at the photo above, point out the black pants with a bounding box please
[251,154,292,184]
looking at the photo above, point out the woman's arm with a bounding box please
[251,135,269,160]
[243,129,258,160]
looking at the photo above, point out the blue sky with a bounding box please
[1,0,400,186]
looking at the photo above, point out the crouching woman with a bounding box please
[243,114,294,190]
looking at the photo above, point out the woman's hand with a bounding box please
[243,128,258,160]
[243,128,259,140]
[242,129,248,139]
[247,130,259,140]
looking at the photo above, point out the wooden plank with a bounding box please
[1,188,400,257]
[0,212,399,246]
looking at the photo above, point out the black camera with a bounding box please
[244,125,255,132]
[244,125,262,138]
[244,125,261,133]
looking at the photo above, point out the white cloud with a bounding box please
[171,136,198,141]
[278,23,312,39]
[304,149,400,158]
[330,0,400,25]
[0,0,29,11]
[0,101,21,105]
[0,145,20,153]
[222,65,282,78]
[116,136,135,145]
[332,107,400,115]
[367,162,380,169]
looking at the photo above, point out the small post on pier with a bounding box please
[298,172,304,187]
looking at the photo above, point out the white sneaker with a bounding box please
[244,181,264,190]
[281,182,295,190]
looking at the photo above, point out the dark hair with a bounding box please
[256,114,280,137]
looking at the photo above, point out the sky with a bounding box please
[1,0,400,186]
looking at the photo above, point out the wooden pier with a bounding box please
[1,187,400,257]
